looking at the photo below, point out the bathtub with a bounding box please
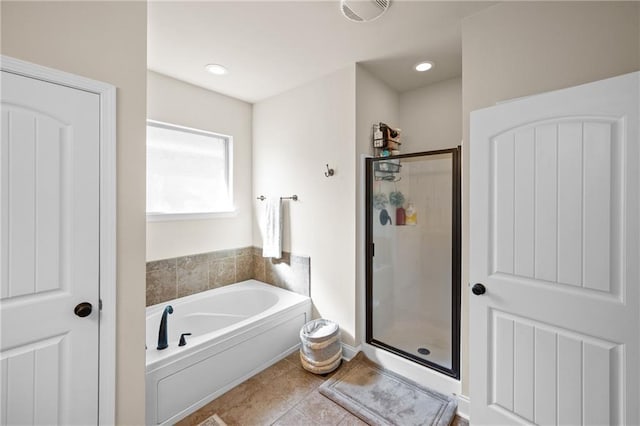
[145,280,311,425]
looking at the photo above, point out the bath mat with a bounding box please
[319,356,457,426]
[197,413,227,426]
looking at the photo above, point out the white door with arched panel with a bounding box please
[0,58,116,425]
[470,72,639,425]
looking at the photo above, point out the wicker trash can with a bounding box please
[299,319,342,374]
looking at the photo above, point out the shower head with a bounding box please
[340,0,391,23]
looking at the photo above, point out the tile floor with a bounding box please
[177,351,470,426]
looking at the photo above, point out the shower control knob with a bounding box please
[472,283,486,295]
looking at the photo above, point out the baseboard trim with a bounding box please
[455,394,469,420]
[342,343,361,361]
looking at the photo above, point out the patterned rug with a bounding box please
[319,355,457,426]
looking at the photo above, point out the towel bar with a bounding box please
[257,195,298,201]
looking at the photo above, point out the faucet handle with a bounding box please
[179,333,192,347]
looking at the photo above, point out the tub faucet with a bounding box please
[157,305,173,350]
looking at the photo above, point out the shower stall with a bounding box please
[365,148,461,378]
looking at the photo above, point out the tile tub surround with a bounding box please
[146,247,310,306]
[253,247,311,297]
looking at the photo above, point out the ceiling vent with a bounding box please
[340,0,390,23]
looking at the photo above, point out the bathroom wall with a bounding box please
[399,77,462,153]
[461,0,640,397]
[146,71,253,261]
[1,1,147,423]
[253,66,357,345]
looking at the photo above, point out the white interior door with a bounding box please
[1,70,101,424]
[470,72,639,425]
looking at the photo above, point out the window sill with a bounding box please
[146,210,238,222]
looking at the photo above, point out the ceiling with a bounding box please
[148,1,496,103]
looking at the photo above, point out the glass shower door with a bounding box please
[365,148,461,378]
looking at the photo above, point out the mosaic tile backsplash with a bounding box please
[146,246,311,306]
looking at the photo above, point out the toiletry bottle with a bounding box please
[405,202,417,225]
[396,205,406,226]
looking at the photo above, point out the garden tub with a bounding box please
[145,280,311,425]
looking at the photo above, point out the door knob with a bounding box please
[472,283,486,295]
[74,302,93,317]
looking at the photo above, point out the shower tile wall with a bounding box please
[146,247,310,306]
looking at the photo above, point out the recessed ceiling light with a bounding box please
[205,64,228,75]
[415,61,433,72]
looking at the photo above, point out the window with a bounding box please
[146,121,233,219]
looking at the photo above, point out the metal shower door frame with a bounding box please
[365,146,462,379]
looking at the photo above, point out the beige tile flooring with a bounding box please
[177,351,469,426]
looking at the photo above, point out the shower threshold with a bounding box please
[375,326,452,370]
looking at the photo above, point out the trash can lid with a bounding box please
[301,319,339,340]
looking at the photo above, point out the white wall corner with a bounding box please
[341,343,361,361]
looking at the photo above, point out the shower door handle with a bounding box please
[472,283,486,295]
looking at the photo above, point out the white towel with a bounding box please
[261,197,282,258]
